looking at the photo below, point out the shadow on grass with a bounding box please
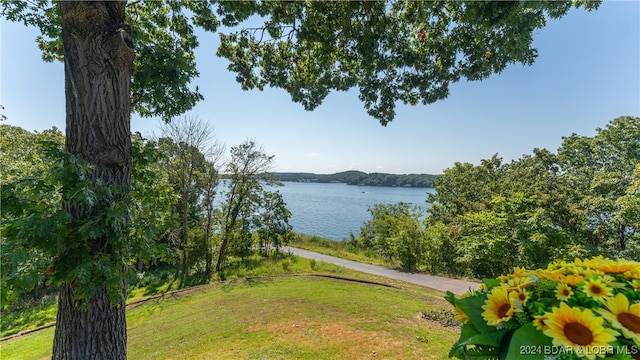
[1,296,57,337]
[179,271,211,288]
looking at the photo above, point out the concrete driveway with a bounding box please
[282,246,480,295]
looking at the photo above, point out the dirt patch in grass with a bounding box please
[251,319,408,359]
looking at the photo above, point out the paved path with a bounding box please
[282,246,480,295]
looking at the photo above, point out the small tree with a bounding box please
[217,140,279,273]
[359,202,424,267]
[254,191,293,256]
[158,116,224,283]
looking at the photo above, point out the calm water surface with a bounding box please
[275,182,434,240]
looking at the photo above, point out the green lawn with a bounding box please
[2,275,458,360]
[1,254,349,338]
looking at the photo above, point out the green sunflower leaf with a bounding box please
[505,323,553,360]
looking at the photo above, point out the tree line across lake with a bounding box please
[273,171,439,188]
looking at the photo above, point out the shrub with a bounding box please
[421,308,457,327]
[281,259,291,272]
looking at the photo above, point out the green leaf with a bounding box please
[445,290,457,306]
[483,278,501,289]
[449,322,500,358]
[505,323,552,360]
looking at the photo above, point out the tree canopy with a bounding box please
[350,116,639,279]
[3,0,600,125]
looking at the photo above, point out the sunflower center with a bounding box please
[590,285,602,294]
[618,312,640,333]
[562,289,570,296]
[498,303,511,319]
[564,322,594,346]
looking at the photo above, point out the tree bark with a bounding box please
[54,2,134,359]
[54,284,127,360]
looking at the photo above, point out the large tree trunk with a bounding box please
[54,284,127,359]
[54,2,134,359]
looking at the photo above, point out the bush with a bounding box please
[281,259,291,272]
[421,308,457,327]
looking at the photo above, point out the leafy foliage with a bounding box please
[217,140,292,273]
[1,130,178,308]
[157,117,224,281]
[254,191,293,254]
[2,1,600,125]
[426,116,640,278]
[217,1,600,125]
[350,117,639,279]
[129,133,178,269]
[1,1,217,121]
[357,202,426,271]
[2,143,128,306]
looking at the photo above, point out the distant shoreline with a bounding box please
[272,170,440,189]
[279,179,433,189]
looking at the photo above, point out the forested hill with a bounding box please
[272,171,440,188]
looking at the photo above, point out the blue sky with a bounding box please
[1,2,639,174]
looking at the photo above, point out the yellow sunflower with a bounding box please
[582,277,613,302]
[535,268,565,282]
[511,266,530,278]
[574,267,603,279]
[481,287,519,326]
[509,288,529,307]
[543,303,619,360]
[624,268,640,280]
[454,306,469,324]
[533,314,549,332]
[559,274,585,286]
[556,283,574,301]
[583,256,640,274]
[598,293,640,346]
[505,276,531,291]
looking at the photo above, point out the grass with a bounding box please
[2,276,457,360]
[1,257,459,360]
[1,254,341,338]
[0,295,58,339]
[289,234,397,268]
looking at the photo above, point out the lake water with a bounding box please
[275,182,434,240]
